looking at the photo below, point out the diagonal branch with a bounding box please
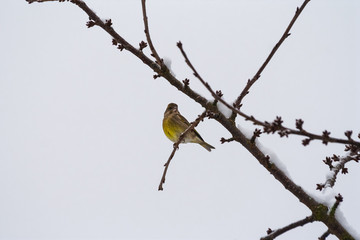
[232,0,311,111]
[27,0,56,2]
[158,111,207,191]
[141,0,163,67]
[319,230,331,240]
[318,148,360,191]
[325,156,356,188]
[261,215,315,240]
[177,41,220,101]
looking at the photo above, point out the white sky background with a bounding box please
[0,0,359,239]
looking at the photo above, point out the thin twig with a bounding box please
[329,194,343,217]
[232,0,311,111]
[260,215,314,240]
[177,41,219,99]
[318,149,360,191]
[254,117,360,147]
[177,41,255,120]
[325,156,356,188]
[158,111,207,191]
[26,0,57,3]
[318,230,331,240]
[141,0,163,67]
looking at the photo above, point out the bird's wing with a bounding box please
[178,113,204,141]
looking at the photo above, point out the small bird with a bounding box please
[162,103,215,152]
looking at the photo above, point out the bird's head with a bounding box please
[165,103,178,115]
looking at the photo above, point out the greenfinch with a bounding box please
[162,103,215,152]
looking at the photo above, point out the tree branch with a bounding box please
[326,156,356,188]
[232,0,311,111]
[141,0,163,67]
[177,41,223,105]
[213,110,354,239]
[27,0,57,3]
[329,194,343,217]
[261,215,314,240]
[317,148,360,191]
[319,230,331,240]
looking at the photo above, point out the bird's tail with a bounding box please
[199,142,215,152]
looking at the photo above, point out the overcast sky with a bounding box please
[1,0,359,239]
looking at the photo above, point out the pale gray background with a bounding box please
[1,0,359,239]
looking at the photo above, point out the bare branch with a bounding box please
[318,230,331,240]
[141,0,163,67]
[329,194,343,217]
[26,0,59,3]
[261,215,314,240]
[158,111,207,191]
[319,150,359,190]
[318,194,343,239]
[233,0,311,110]
[250,128,262,143]
[220,137,235,144]
[177,41,220,101]
[257,117,360,147]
